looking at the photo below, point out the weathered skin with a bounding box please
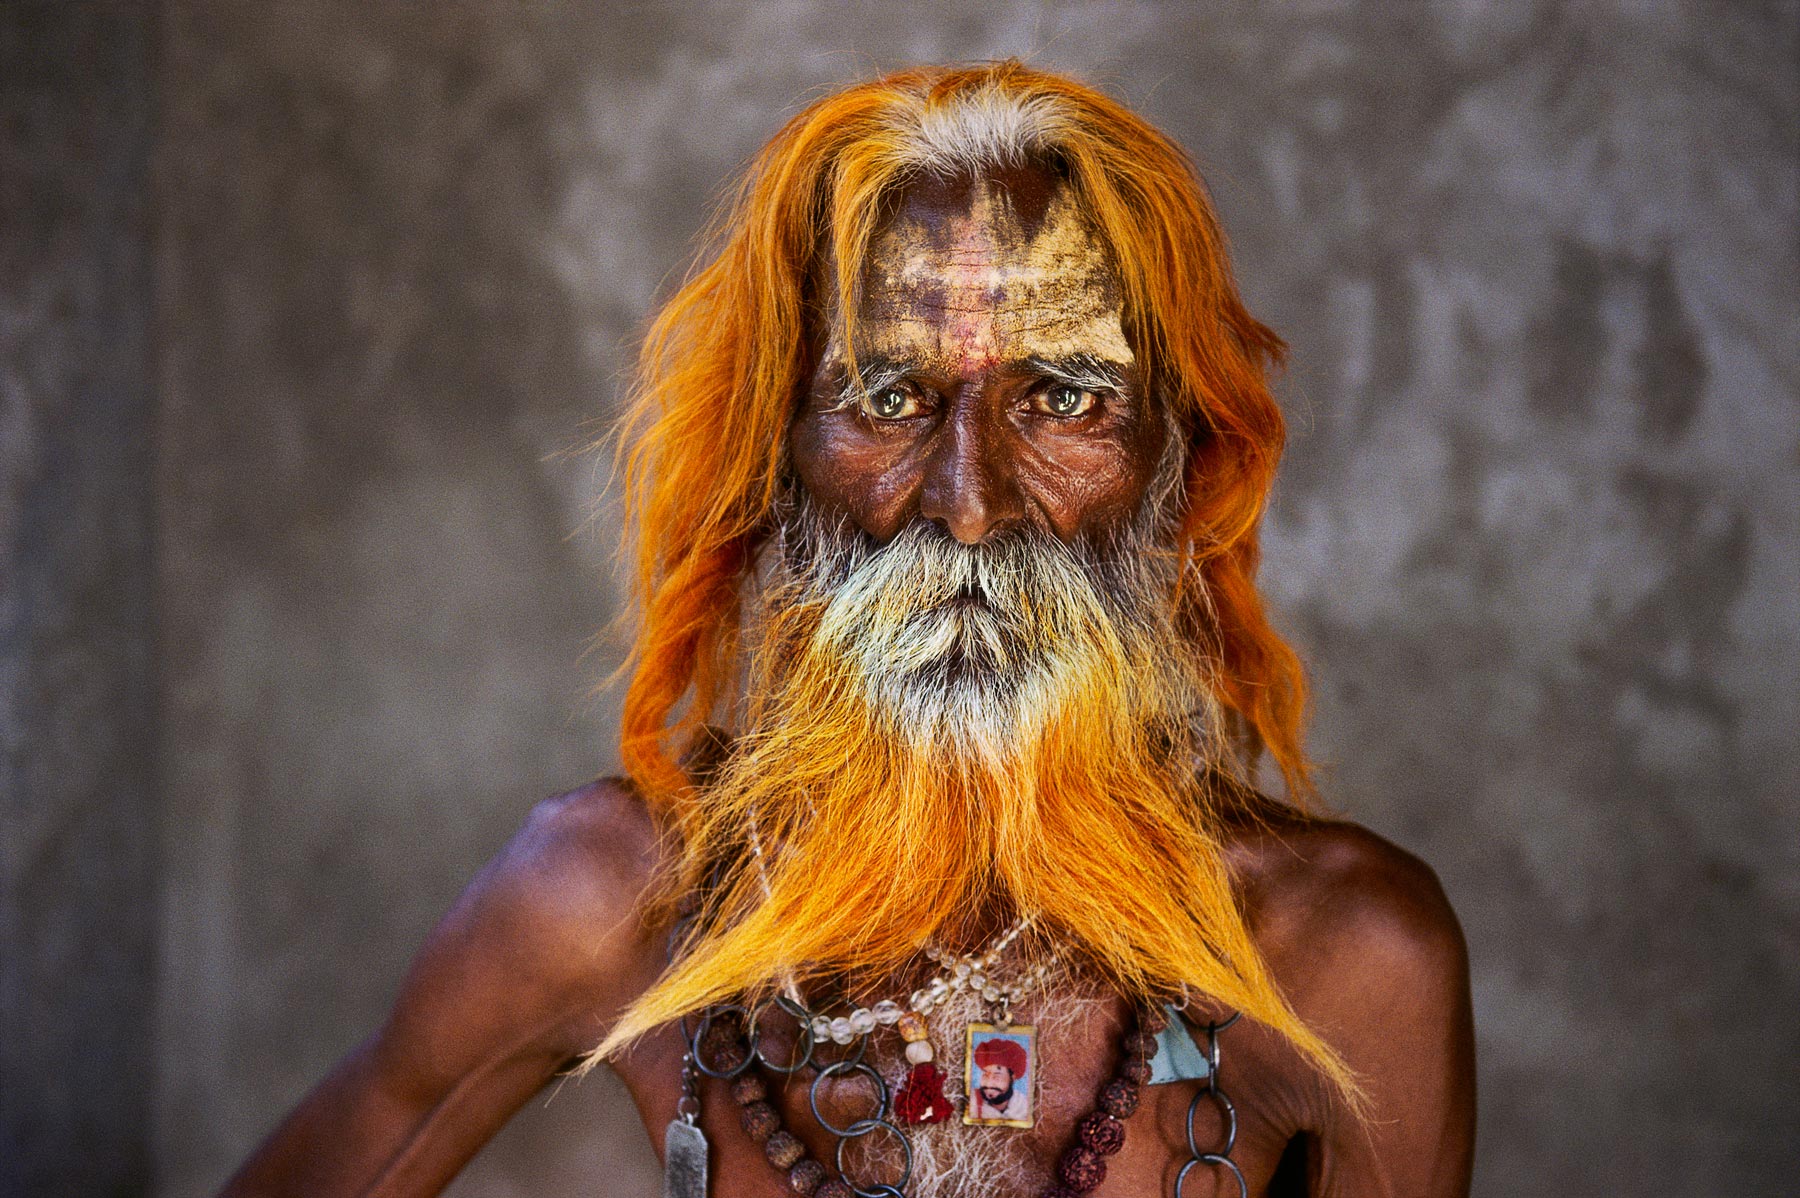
[794,166,1168,546]
[221,168,1476,1197]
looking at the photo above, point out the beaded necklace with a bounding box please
[798,917,1053,1127]
[688,1000,1164,1197]
[807,915,1038,1046]
[662,899,1248,1196]
[745,809,1054,1128]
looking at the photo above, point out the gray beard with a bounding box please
[760,485,1202,758]
[741,464,1209,1196]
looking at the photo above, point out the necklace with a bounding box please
[665,896,1248,1197]
[807,915,1037,1045]
[698,1001,1166,1198]
[795,916,1055,1128]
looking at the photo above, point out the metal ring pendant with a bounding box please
[1174,1153,1249,1198]
[748,995,816,1075]
[690,1003,756,1078]
[807,1060,889,1137]
[1184,1085,1238,1159]
[833,1117,913,1198]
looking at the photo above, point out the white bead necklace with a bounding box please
[806,915,1055,1044]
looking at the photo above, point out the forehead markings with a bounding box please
[831,178,1134,377]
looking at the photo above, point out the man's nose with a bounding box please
[918,404,1026,544]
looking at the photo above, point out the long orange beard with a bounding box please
[597,499,1311,1063]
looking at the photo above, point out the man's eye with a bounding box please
[864,385,921,420]
[1039,384,1098,417]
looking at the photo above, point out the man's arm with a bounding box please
[220,779,665,1197]
[1247,822,1477,1198]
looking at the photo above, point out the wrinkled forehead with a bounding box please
[825,165,1133,370]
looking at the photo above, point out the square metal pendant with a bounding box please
[663,1118,709,1198]
[963,1022,1036,1128]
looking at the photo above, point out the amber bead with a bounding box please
[731,1072,768,1105]
[815,1183,855,1198]
[1098,1078,1140,1119]
[897,1012,929,1042]
[764,1130,805,1171]
[1077,1110,1126,1156]
[739,1100,780,1142]
[1057,1146,1106,1194]
[1117,1055,1152,1085]
[787,1158,826,1194]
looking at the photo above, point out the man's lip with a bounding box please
[948,583,989,609]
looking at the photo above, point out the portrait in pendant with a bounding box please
[963,1023,1035,1128]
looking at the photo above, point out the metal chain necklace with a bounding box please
[1174,1012,1246,1198]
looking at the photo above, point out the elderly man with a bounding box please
[224,62,1474,1198]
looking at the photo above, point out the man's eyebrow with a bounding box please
[824,356,919,411]
[1024,354,1130,391]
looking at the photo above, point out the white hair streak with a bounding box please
[899,86,1063,176]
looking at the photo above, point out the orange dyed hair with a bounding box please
[617,60,1310,804]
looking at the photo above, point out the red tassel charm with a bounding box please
[894,1062,952,1124]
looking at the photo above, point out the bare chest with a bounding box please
[612,994,1315,1198]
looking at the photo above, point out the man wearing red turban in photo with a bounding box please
[972,1037,1032,1123]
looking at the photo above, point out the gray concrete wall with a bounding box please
[1,1,1793,1195]
[149,4,642,1193]
[1,3,157,1195]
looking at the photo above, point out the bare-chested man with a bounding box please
[223,62,1475,1198]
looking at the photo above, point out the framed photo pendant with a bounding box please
[963,1023,1036,1128]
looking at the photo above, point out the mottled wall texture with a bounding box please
[1,1,1794,1196]
[2,4,156,1196]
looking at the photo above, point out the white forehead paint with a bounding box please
[829,178,1133,374]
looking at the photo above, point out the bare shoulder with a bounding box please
[1226,817,1469,1022]
[1223,819,1477,1187]
[379,776,669,1069]
[480,776,665,935]
[221,781,670,1195]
